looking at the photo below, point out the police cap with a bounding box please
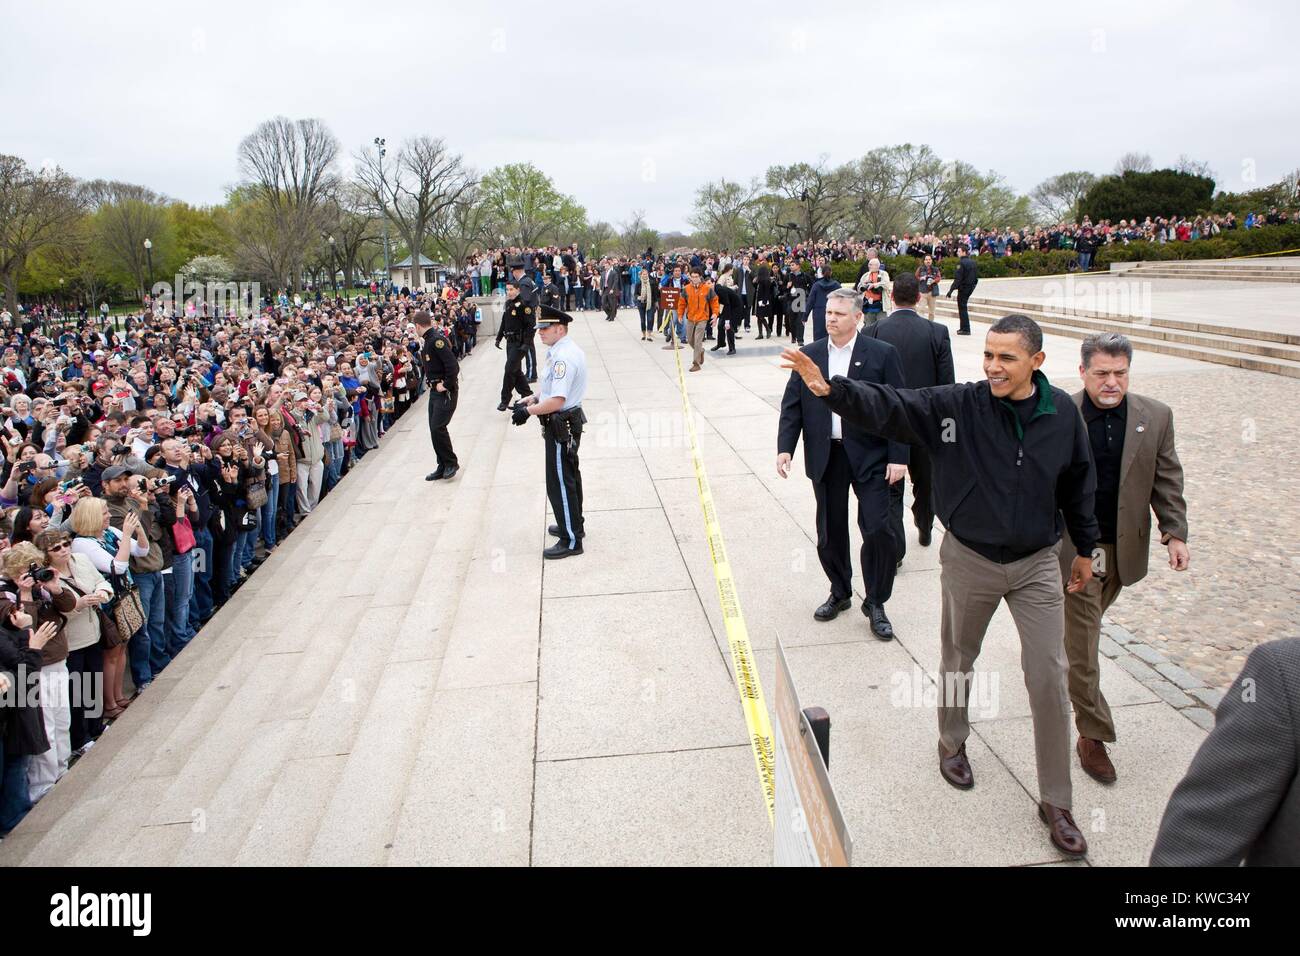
[536,305,572,327]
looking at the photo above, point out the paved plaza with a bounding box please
[5,302,1292,867]
[971,268,1300,336]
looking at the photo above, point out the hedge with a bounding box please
[807,223,1300,284]
[1095,223,1300,267]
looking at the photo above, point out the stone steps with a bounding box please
[933,300,1300,378]
[1118,259,1300,283]
[0,348,522,867]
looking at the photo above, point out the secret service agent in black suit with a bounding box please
[865,273,956,562]
[778,288,909,639]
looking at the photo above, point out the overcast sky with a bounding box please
[4,0,1295,233]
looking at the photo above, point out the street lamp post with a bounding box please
[328,235,338,297]
[143,237,154,310]
[373,137,392,294]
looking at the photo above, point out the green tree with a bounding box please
[1081,169,1216,221]
[0,155,86,313]
[85,180,171,299]
[478,162,585,248]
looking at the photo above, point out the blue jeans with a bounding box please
[1078,251,1092,271]
[260,474,279,549]
[0,742,31,835]
[166,553,195,655]
[131,570,168,685]
[189,527,213,631]
[324,443,344,489]
[237,523,257,569]
[664,310,684,341]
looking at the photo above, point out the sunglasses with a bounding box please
[46,541,70,552]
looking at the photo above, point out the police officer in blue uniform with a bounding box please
[511,304,587,559]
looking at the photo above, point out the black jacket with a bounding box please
[952,257,979,293]
[0,620,48,758]
[865,309,956,389]
[421,327,459,389]
[820,369,1098,561]
[715,283,745,327]
[779,335,910,484]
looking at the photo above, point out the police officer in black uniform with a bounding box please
[414,310,460,481]
[541,273,563,310]
[496,269,535,412]
[510,255,539,384]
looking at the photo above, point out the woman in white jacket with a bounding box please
[36,528,113,750]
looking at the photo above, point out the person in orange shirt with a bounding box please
[679,268,719,371]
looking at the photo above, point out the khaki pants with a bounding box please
[923,292,936,320]
[939,534,1073,809]
[1062,542,1122,741]
[686,319,707,367]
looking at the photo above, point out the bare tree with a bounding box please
[430,182,493,269]
[322,182,380,289]
[1114,151,1154,175]
[616,209,659,257]
[0,156,85,314]
[764,156,843,242]
[688,177,760,249]
[355,136,475,289]
[222,187,294,290]
[86,180,170,298]
[237,117,340,291]
[841,144,932,238]
[912,157,974,233]
[579,221,616,258]
[1030,171,1098,223]
[1175,155,1216,181]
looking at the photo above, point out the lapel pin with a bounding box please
[1136,424,1145,433]
[854,361,862,366]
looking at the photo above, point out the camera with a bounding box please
[27,562,55,584]
[152,474,177,488]
[112,444,131,456]
[58,477,83,492]
[177,425,200,438]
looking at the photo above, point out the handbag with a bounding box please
[107,572,145,645]
[63,576,127,649]
[172,514,196,554]
[246,481,268,510]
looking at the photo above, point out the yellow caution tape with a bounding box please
[1229,247,1300,259]
[666,321,777,824]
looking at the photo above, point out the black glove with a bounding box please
[495,339,503,350]
[946,287,954,298]
[510,403,530,426]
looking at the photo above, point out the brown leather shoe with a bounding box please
[1039,802,1088,857]
[938,741,974,790]
[1077,737,1117,784]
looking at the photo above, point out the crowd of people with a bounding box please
[0,288,481,838]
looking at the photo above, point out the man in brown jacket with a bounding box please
[1060,332,1189,784]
